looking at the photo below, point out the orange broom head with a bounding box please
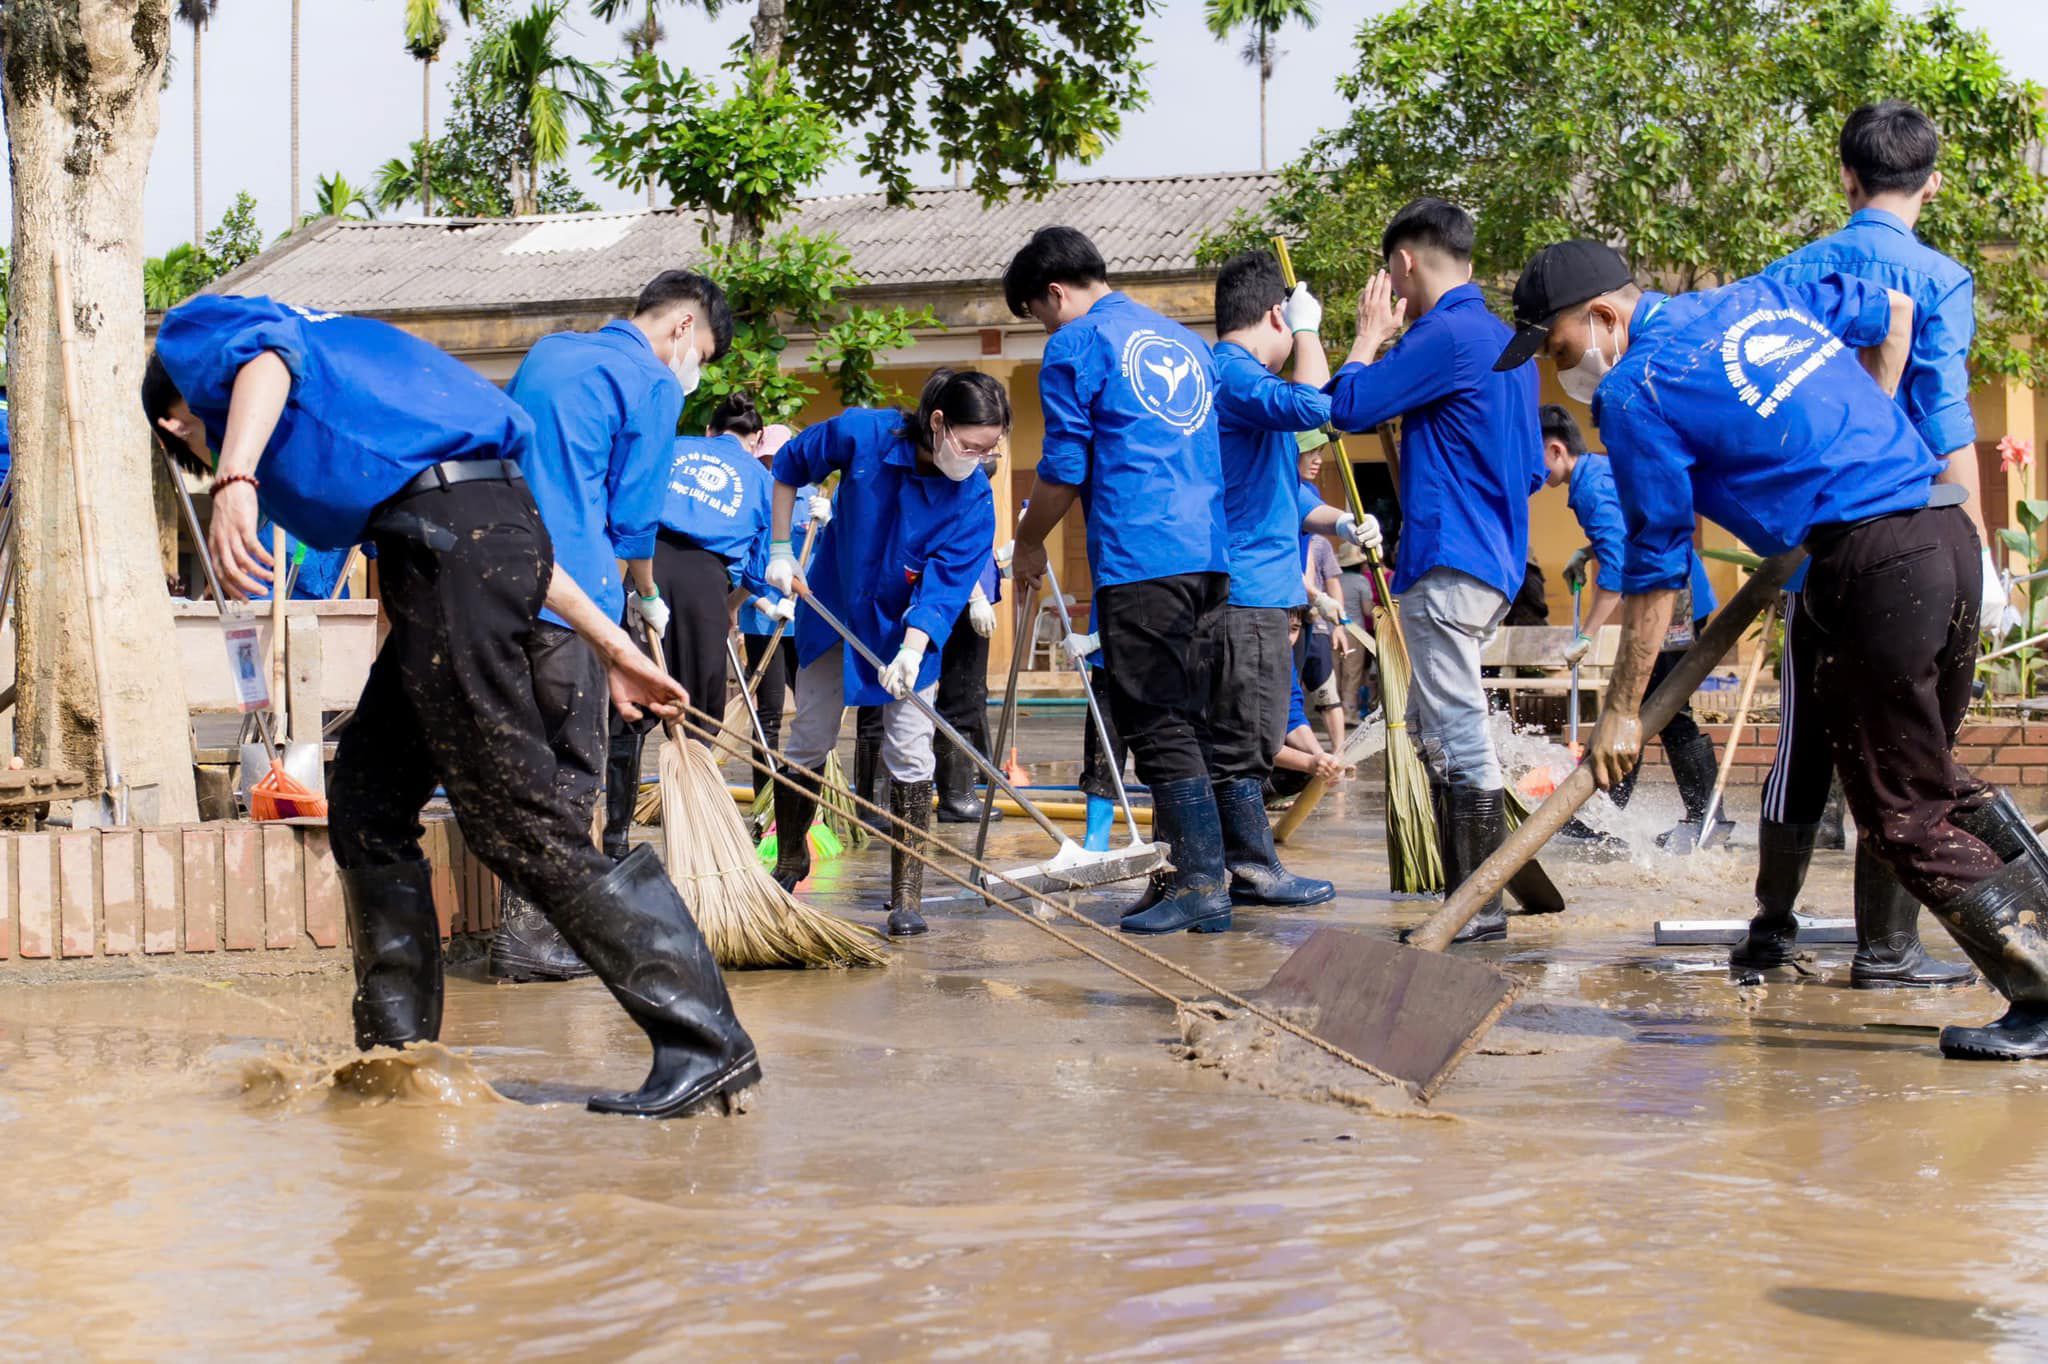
[251,758,328,821]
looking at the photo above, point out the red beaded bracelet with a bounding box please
[210,472,259,496]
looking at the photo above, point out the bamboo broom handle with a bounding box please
[1697,601,1778,838]
[1404,548,1806,953]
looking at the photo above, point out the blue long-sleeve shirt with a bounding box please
[1567,450,1716,620]
[507,320,684,627]
[1591,273,1943,593]
[1325,283,1544,599]
[1214,339,1332,608]
[773,409,995,706]
[154,295,534,549]
[660,432,772,596]
[1036,291,1229,588]
[738,483,815,636]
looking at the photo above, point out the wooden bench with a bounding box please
[1478,624,1622,725]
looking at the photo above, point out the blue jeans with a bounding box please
[1398,568,1509,789]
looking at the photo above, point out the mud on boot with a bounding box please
[341,859,445,1051]
[1729,820,1817,969]
[1401,782,1508,945]
[1214,777,1333,908]
[489,883,594,982]
[934,746,997,825]
[1121,777,1232,936]
[1931,851,2048,1060]
[553,846,762,1116]
[885,778,933,936]
[771,763,821,893]
[1849,838,1974,988]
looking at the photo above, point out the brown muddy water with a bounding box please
[4,768,2047,1358]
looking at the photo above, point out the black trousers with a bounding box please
[652,535,735,719]
[1803,505,1998,906]
[1080,665,1128,802]
[329,479,612,909]
[525,622,608,842]
[1761,592,1832,825]
[1610,644,1706,809]
[1209,604,1290,782]
[1094,571,1227,786]
[743,630,799,797]
[933,604,992,768]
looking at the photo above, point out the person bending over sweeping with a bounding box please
[1542,403,1732,849]
[495,270,731,983]
[764,371,1007,936]
[1004,226,1235,937]
[1326,198,1552,946]
[1496,240,2040,1060]
[1208,248,1382,911]
[1729,100,1994,989]
[146,294,760,1117]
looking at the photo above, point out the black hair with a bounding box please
[633,269,735,362]
[1840,101,1939,195]
[707,391,764,440]
[1539,402,1588,458]
[1381,197,1475,262]
[1002,226,1108,318]
[904,368,1012,454]
[142,350,209,478]
[1214,249,1289,336]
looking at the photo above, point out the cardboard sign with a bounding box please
[222,619,271,714]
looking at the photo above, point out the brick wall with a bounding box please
[1633,720,2048,803]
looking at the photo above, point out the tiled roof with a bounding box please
[210,172,1281,314]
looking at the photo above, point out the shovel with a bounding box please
[799,587,1166,897]
[1257,548,1805,1101]
[1044,562,1150,853]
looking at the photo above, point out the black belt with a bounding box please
[1805,482,1966,547]
[395,458,524,498]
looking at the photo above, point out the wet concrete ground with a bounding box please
[3,720,2046,1358]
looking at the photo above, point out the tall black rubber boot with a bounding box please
[1849,837,1975,988]
[1118,869,1172,923]
[934,746,996,824]
[853,732,883,807]
[772,763,821,893]
[1123,776,1233,936]
[1658,733,1733,851]
[489,884,594,982]
[1425,784,1508,945]
[550,846,762,1115]
[602,728,644,863]
[885,778,933,936]
[341,860,444,1051]
[1817,776,1848,851]
[1952,790,2048,880]
[1930,854,2048,1060]
[1730,820,1818,968]
[1215,776,1334,907]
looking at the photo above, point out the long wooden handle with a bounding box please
[744,497,825,699]
[1404,548,1806,952]
[1698,602,1778,836]
[1272,772,1330,845]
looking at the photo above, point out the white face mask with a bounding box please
[1558,316,1614,405]
[932,425,980,482]
[670,324,702,397]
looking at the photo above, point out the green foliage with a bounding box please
[144,244,209,310]
[144,192,267,310]
[203,191,264,275]
[309,173,377,223]
[1204,0,1319,75]
[1981,499,2048,699]
[1202,0,2048,380]
[476,0,612,209]
[404,0,449,60]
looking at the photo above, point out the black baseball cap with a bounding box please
[1494,240,1635,371]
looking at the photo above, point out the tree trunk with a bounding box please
[730,0,789,246]
[290,0,301,228]
[2,1,200,822]
[421,58,433,215]
[191,19,204,244]
[645,0,657,209]
[1257,33,1270,172]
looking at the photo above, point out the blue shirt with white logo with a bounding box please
[1591,274,1944,594]
[507,320,684,627]
[1036,292,1229,589]
[660,432,772,596]
[1214,339,1333,608]
[154,295,534,549]
[1325,283,1545,599]
[773,409,995,706]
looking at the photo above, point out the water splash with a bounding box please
[236,1041,513,1111]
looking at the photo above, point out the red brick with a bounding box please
[2005,746,2048,764]
[142,830,180,954]
[2025,768,2048,786]
[1967,723,2024,743]
[1981,765,2022,784]
[222,825,263,950]
[182,827,221,953]
[302,825,342,949]
[262,823,302,950]
[1954,746,1993,765]
[16,834,52,959]
[1734,746,1777,766]
[0,836,13,959]
[2024,723,2048,743]
[57,831,96,959]
[101,830,138,956]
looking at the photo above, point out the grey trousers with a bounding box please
[1399,567,1510,789]
[785,646,940,783]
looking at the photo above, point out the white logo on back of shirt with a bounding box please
[670,451,744,518]
[1121,329,1212,434]
[1721,309,1841,418]
[284,303,341,324]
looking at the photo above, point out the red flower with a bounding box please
[2000,435,2035,473]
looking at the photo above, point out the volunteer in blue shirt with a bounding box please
[1206,249,1382,911]
[144,294,758,1118]
[739,462,815,802]
[1498,239,2046,1061]
[1739,101,1986,988]
[763,371,1006,937]
[498,270,730,981]
[1326,198,1549,946]
[1004,226,1236,937]
[1543,404,1729,846]
[932,550,1004,823]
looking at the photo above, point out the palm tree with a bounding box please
[144,244,204,310]
[1203,0,1318,171]
[175,0,220,246]
[405,0,450,215]
[477,2,612,214]
[290,0,301,226]
[308,173,378,223]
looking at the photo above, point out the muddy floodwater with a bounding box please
[4,733,2048,1357]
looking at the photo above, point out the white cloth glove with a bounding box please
[1334,511,1383,555]
[631,590,669,639]
[880,639,926,699]
[766,542,796,595]
[1562,633,1592,668]
[1563,546,1593,592]
[1313,592,1344,624]
[1982,546,2011,630]
[808,493,832,527]
[758,595,795,624]
[968,585,996,638]
[1063,630,1100,666]
[1282,281,1323,335]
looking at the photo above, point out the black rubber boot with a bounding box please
[1122,776,1233,936]
[1817,777,1848,851]
[488,884,594,982]
[771,764,821,893]
[1658,733,1733,851]
[1952,790,2048,879]
[1438,784,1508,944]
[853,733,883,807]
[1849,837,1975,989]
[552,846,763,1116]
[885,778,932,936]
[1730,820,1817,969]
[602,728,644,863]
[1118,869,1172,923]
[341,860,444,1051]
[1215,777,1334,907]
[1930,853,2048,1060]
[934,746,996,824]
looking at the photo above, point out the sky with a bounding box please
[9,0,2047,255]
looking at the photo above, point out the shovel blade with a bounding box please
[1257,926,1521,1102]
